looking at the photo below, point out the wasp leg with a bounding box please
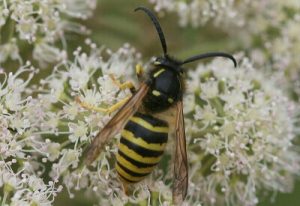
[117,176,130,195]
[109,64,145,89]
[122,183,130,196]
[109,74,135,91]
[76,74,136,113]
[75,96,131,114]
[135,63,144,79]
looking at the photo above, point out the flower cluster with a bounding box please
[149,0,300,101]
[0,161,62,206]
[149,0,300,32]
[184,57,300,205]
[34,41,300,205]
[0,0,96,66]
[251,15,300,99]
[1,2,300,205]
[0,65,62,205]
[36,42,164,205]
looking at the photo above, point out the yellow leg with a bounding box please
[108,64,145,89]
[75,96,130,114]
[122,183,129,196]
[135,63,144,79]
[109,74,135,90]
[76,71,145,114]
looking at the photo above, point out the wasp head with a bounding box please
[153,56,184,74]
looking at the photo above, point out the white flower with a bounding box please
[185,57,300,205]
[44,141,61,162]
[152,1,300,102]
[33,41,67,67]
[37,43,144,203]
[0,0,97,66]
[69,65,91,91]
[32,40,300,205]
[68,121,88,142]
[50,148,82,181]
[0,39,22,64]
[0,66,62,205]
[257,16,300,97]
[61,0,97,19]
[101,43,141,79]
[62,102,80,121]
[149,0,300,36]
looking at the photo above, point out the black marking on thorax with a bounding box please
[143,67,182,112]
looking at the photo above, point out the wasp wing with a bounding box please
[173,100,188,205]
[85,83,149,165]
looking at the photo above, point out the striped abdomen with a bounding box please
[116,112,169,183]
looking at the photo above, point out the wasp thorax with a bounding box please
[143,64,183,112]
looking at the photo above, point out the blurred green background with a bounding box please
[83,0,238,60]
[49,0,299,205]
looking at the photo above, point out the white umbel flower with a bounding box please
[258,16,300,98]
[0,65,62,205]
[37,43,146,203]
[0,0,96,66]
[37,42,300,205]
[149,0,300,34]
[184,57,300,205]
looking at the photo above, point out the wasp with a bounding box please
[78,6,236,205]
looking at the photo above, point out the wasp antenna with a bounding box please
[135,6,168,56]
[182,52,237,67]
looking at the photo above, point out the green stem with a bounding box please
[199,155,216,176]
[60,140,71,148]
[209,97,225,117]
[2,18,15,44]
[138,200,148,206]
[151,192,159,206]
[7,19,15,42]
[60,91,73,102]
[1,188,10,206]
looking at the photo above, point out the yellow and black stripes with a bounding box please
[153,68,165,78]
[120,138,164,157]
[116,112,169,183]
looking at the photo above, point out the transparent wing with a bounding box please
[173,100,188,205]
[85,83,149,165]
